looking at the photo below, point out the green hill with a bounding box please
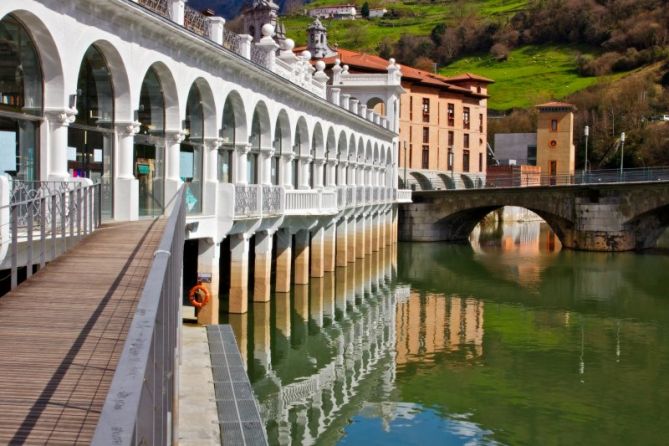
[280,0,667,112]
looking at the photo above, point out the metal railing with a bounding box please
[1,179,101,289]
[262,185,283,215]
[234,184,261,217]
[137,0,169,18]
[251,44,270,67]
[183,5,208,36]
[92,186,185,446]
[321,189,337,210]
[423,167,669,191]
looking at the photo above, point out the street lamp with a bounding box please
[619,132,626,179]
[448,149,454,177]
[403,140,407,188]
[583,125,589,174]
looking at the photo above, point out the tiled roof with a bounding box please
[294,46,492,98]
[537,101,576,109]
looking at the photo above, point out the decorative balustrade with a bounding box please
[183,5,207,35]
[234,184,261,217]
[262,185,283,215]
[321,189,337,210]
[223,29,242,53]
[137,0,169,18]
[229,184,406,220]
[251,44,270,67]
[132,0,389,127]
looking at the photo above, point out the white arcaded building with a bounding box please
[0,0,410,318]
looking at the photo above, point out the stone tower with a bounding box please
[307,18,330,58]
[243,0,279,42]
[536,102,576,178]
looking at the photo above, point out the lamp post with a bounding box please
[619,132,625,180]
[583,125,589,176]
[448,149,454,177]
[403,140,407,188]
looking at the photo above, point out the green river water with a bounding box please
[225,217,669,445]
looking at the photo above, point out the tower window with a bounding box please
[422,98,430,122]
[422,146,429,169]
[447,104,455,126]
[463,107,470,129]
[551,119,558,131]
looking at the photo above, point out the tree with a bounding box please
[361,2,370,19]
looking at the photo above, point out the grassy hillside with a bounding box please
[282,0,528,52]
[439,45,628,110]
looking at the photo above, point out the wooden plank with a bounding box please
[0,219,167,445]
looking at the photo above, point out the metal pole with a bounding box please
[584,125,589,181]
[620,132,626,180]
[403,141,407,188]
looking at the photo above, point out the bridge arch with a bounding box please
[460,174,474,189]
[410,172,432,191]
[438,174,455,190]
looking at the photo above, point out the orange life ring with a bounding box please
[188,282,210,309]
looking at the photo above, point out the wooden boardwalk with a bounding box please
[0,219,166,445]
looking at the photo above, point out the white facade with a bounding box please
[0,0,409,251]
[308,5,358,20]
[368,8,388,18]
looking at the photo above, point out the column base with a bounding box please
[114,177,139,221]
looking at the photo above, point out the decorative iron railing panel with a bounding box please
[262,185,282,215]
[137,0,169,17]
[251,45,270,67]
[184,5,207,35]
[234,184,261,217]
[223,29,242,53]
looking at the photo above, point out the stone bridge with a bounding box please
[398,182,669,251]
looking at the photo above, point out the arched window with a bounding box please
[181,83,204,214]
[271,124,281,186]
[69,45,114,218]
[0,14,43,182]
[134,67,165,217]
[248,109,261,184]
[219,99,237,184]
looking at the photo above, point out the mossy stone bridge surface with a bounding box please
[398,182,669,251]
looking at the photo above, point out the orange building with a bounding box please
[297,19,493,190]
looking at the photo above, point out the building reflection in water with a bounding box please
[395,293,484,366]
[228,240,494,444]
[227,246,411,445]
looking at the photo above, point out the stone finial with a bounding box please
[283,38,295,51]
[342,64,349,75]
[261,23,274,38]
[314,60,328,83]
[301,50,312,61]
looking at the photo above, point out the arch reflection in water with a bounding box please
[226,248,402,445]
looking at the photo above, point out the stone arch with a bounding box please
[373,143,380,165]
[386,146,392,166]
[410,171,432,191]
[460,174,474,189]
[325,127,336,159]
[337,131,347,160]
[348,134,357,161]
[312,122,324,159]
[366,97,386,115]
[357,137,365,163]
[142,62,180,131]
[221,90,247,144]
[295,116,309,155]
[274,109,291,154]
[3,9,64,110]
[188,77,217,138]
[625,204,669,249]
[398,176,406,189]
[83,40,133,122]
[365,141,373,164]
[438,173,456,190]
[250,100,271,149]
[430,205,573,247]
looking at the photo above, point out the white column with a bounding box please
[235,143,251,185]
[168,0,186,26]
[260,146,274,185]
[207,17,225,45]
[114,122,139,221]
[45,110,75,180]
[281,153,294,188]
[327,160,337,187]
[299,154,312,190]
[203,137,221,216]
[313,158,325,189]
[164,130,185,213]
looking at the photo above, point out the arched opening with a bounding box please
[337,131,347,185]
[0,14,43,182]
[294,117,309,189]
[249,102,269,185]
[325,128,336,187]
[460,174,474,189]
[69,44,115,218]
[134,66,165,217]
[220,91,246,184]
[366,97,385,116]
[273,110,291,186]
[438,173,455,190]
[181,82,206,214]
[409,171,432,191]
[311,123,323,188]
